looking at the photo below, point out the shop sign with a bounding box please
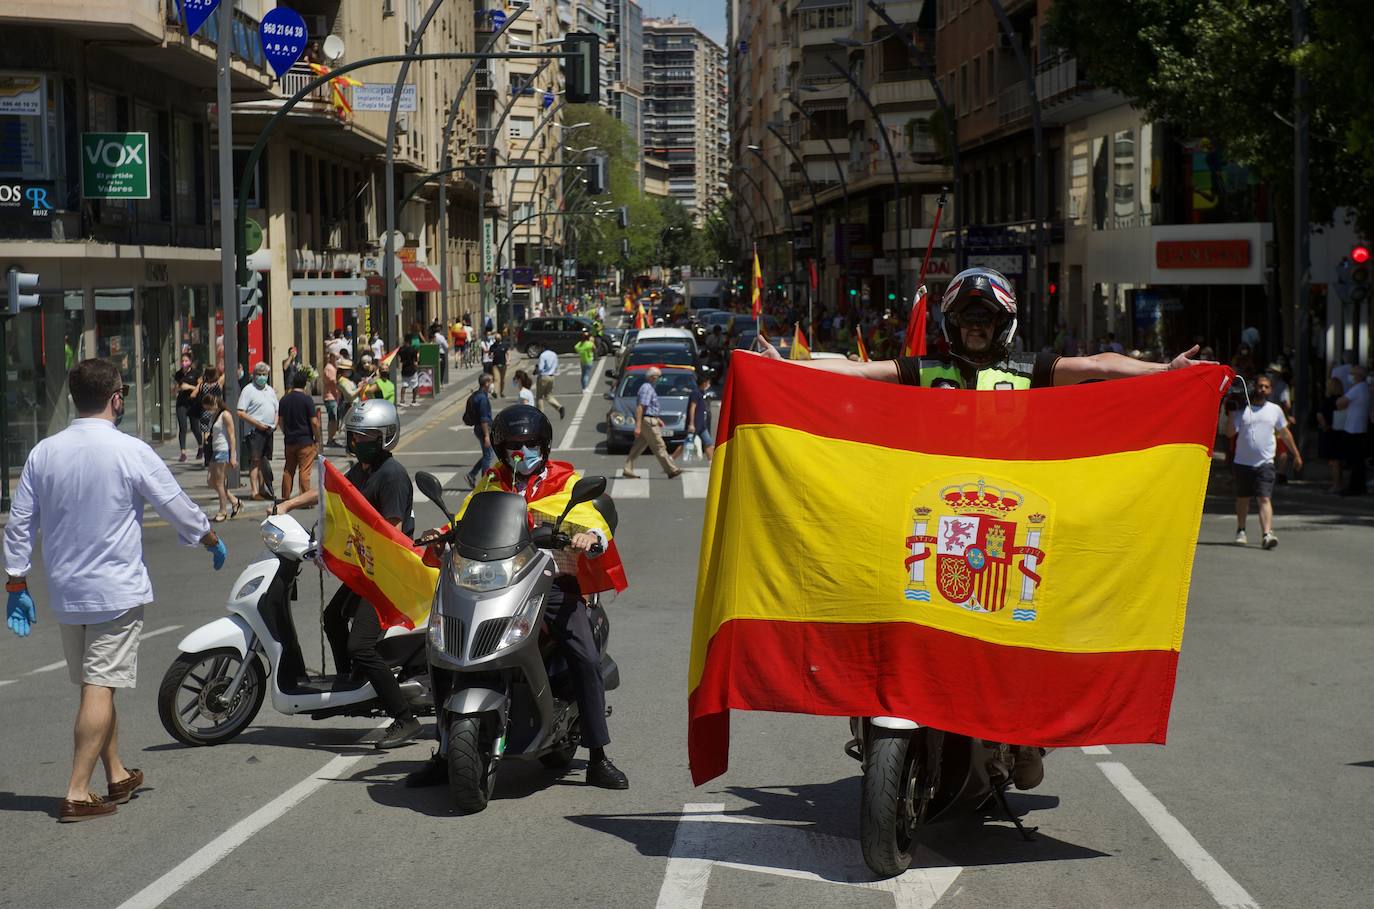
[145,262,169,283]
[466,272,479,284]
[0,76,43,116]
[366,275,386,297]
[353,84,418,113]
[1155,239,1250,269]
[0,182,53,220]
[397,246,417,264]
[81,132,150,200]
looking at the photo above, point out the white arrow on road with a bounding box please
[655,802,961,909]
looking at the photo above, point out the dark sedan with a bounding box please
[603,366,698,452]
[607,340,704,382]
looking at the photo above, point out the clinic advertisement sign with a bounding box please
[81,132,150,200]
[353,84,418,113]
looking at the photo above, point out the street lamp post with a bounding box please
[826,56,906,306]
[762,125,824,328]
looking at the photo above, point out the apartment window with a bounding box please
[801,6,851,30]
[971,58,981,110]
[1091,135,1108,230]
[958,64,968,115]
[172,116,205,226]
[985,50,995,105]
[1068,141,1088,225]
[0,72,57,180]
[509,117,534,139]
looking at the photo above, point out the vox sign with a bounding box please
[81,132,150,200]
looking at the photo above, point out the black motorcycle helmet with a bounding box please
[939,266,1019,368]
[491,403,553,464]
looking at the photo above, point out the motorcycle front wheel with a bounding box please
[157,649,266,746]
[860,729,923,877]
[447,716,497,813]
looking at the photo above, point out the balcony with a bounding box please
[800,137,849,158]
[871,77,935,108]
[105,1,271,93]
[1035,52,1123,125]
[997,82,1030,127]
[7,0,163,41]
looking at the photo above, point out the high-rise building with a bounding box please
[643,17,728,224]
[609,0,645,149]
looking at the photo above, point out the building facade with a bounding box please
[643,17,728,225]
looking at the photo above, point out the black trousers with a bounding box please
[544,576,610,748]
[176,403,202,450]
[323,587,411,719]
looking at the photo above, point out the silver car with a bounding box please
[603,365,698,453]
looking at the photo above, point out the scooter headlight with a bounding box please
[234,576,266,599]
[450,547,536,591]
[262,522,287,552]
[497,593,544,652]
[427,608,444,651]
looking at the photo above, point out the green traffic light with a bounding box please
[848,288,857,297]
[887,292,896,301]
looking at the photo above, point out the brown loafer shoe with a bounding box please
[107,768,144,805]
[59,793,117,823]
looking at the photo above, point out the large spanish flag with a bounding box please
[688,354,1231,785]
[321,458,438,630]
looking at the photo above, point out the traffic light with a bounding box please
[238,270,264,322]
[1350,244,1371,305]
[617,206,629,229]
[5,268,39,316]
[563,32,599,104]
[887,290,897,302]
[620,237,630,259]
[586,154,608,195]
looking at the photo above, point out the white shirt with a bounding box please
[1230,401,1287,467]
[237,382,279,429]
[1341,381,1370,435]
[1332,363,1354,392]
[518,387,535,406]
[371,337,385,360]
[432,331,449,353]
[4,419,211,623]
[537,349,559,377]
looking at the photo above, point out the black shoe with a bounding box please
[558,404,566,420]
[586,756,629,789]
[375,715,422,750]
[403,752,447,787]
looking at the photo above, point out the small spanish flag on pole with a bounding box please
[902,285,929,357]
[635,302,648,330]
[855,327,870,362]
[750,244,763,321]
[789,323,811,360]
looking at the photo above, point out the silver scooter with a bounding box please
[413,471,620,813]
[157,514,430,746]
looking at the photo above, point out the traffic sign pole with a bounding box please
[216,0,242,490]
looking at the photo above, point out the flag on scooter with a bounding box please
[901,285,928,357]
[457,460,628,595]
[687,354,1233,785]
[320,458,438,630]
[788,323,810,361]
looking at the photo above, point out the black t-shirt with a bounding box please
[398,344,419,376]
[174,369,198,407]
[346,455,414,537]
[894,350,1059,390]
[491,340,508,367]
[278,390,317,445]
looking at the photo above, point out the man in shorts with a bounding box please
[4,359,228,821]
[1227,374,1302,549]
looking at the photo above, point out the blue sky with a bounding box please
[639,0,726,46]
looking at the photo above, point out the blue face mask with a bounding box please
[253,375,268,388]
[508,444,543,476]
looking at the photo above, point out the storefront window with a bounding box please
[95,289,136,434]
[178,285,211,368]
[1,293,85,473]
[141,286,175,441]
[0,72,55,180]
[1069,142,1088,226]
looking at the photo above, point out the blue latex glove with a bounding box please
[209,539,228,571]
[7,589,36,637]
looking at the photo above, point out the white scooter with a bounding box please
[157,514,430,746]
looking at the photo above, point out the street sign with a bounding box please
[490,9,507,30]
[260,7,308,79]
[353,84,418,113]
[466,272,479,284]
[291,295,366,309]
[180,0,219,37]
[290,276,368,310]
[243,217,264,255]
[81,132,150,200]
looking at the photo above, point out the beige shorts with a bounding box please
[59,606,145,688]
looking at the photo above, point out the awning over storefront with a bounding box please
[400,265,441,293]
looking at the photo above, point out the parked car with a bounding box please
[608,340,704,383]
[516,316,611,357]
[603,365,698,452]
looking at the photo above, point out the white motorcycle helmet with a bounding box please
[344,398,401,452]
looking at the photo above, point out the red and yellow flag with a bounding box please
[634,303,648,331]
[855,328,870,362]
[688,354,1231,784]
[788,323,810,360]
[321,459,438,630]
[750,245,763,320]
[902,285,928,357]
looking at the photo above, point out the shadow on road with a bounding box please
[141,722,425,755]
[0,791,61,818]
[350,755,589,817]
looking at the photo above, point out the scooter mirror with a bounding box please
[415,471,452,519]
[569,475,607,506]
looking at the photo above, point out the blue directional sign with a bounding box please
[260,7,309,79]
[490,9,508,30]
[181,0,219,37]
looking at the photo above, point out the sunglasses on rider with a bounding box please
[947,307,1009,330]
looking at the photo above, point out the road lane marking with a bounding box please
[655,802,960,909]
[558,357,607,452]
[1098,762,1259,909]
[0,679,15,688]
[27,659,67,675]
[680,468,710,499]
[413,471,457,498]
[1081,745,1112,755]
[115,720,390,909]
[142,624,184,641]
[612,477,651,499]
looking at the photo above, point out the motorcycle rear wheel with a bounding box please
[860,729,921,877]
[447,716,496,813]
[157,649,266,747]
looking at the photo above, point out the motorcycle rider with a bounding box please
[760,266,1206,789]
[408,404,630,789]
[321,399,422,750]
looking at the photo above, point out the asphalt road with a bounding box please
[0,343,1370,909]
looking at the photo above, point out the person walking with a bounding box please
[4,358,228,822]
[514,369,536,406]
[490,331,509,397]
[278,370,320,501]
[480,331,495,382]
[432,324,449,385]
[686,373,716,461]
[1226,374,1302,549]
[464,374,496,488]
[1335,364,1370,496]
[1318,377,1345,493]
[573,330,597,391]
[172,353,202,463]
[237,362,279,500]
[322,351,341,448]
[535,344,566,419]
[623,367,682,480]
[196,366,221,468]
[201,388,242,521]
[397,336,420,407]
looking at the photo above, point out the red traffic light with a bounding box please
[1352,245,1371,265]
